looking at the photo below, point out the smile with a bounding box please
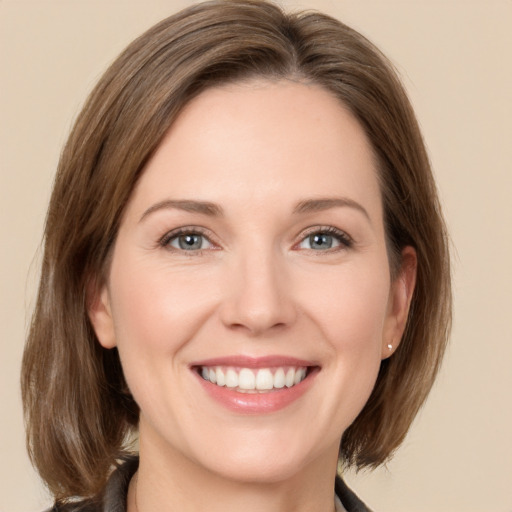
[192,356,319,413]
[199,366,308,393]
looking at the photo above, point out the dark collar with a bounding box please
[54,455,372,512]
[335,475,373,512]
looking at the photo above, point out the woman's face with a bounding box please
[90,80,414,485]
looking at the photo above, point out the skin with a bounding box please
[89,79,416,512]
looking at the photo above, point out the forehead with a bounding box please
[127,79,382,221]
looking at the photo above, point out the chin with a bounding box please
[201,453,311,486]
[183,428,332,486]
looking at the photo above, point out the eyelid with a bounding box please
[294,225,354,250]
[158,226,219,251]
[157,224,353,253]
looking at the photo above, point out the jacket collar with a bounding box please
[53,455,372,512]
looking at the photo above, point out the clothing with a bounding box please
[50,456,372,512]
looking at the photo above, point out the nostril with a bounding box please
[226,319,289,336]
[218,270,297,334]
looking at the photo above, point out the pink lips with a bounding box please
[191,355,319,414]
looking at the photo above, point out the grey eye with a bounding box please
[299,233,340,250]
[169,233,212,251]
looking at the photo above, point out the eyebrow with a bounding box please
[139,199,223,222]
[293,197,370,220]
[139,196,370,222]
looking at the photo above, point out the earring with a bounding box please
[387,344,393,350]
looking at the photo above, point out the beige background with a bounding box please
[1,1,511,511]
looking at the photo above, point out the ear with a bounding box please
[87,278,117,349]
[382,246,417,359]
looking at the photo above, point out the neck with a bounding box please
[130,427,339,512]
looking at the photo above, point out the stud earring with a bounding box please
[387,344,393,350]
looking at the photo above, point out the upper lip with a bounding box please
[191,355,318,368]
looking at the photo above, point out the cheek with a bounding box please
[306,263,391,352]
[107,254,220,366]
[288,261,391,438]
[106,258,213,411]
[303,261,390,416]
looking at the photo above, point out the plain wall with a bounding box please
[1,1,511,511]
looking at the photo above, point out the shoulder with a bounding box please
[47,455,139,512]
[45,502,100,512]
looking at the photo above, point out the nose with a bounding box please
[219,249,297,336]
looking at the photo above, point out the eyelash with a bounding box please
[159,227,216,254]
[296,226,353,252]
[158,226,353,254]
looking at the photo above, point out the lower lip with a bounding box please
[194,369,318,414]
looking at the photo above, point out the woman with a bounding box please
[21,1,451,511]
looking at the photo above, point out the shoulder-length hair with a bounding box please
[22,0,451,502]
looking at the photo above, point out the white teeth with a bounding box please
[285,368,295,387]
[216,367,226,386]
[200,365,309,391]
[294,368,306,385]
[238,368,256,390]
[273,368,285,389]
[225,368,238,388]
[256,369,273,390]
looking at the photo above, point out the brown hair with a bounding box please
[22,0,451,503]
